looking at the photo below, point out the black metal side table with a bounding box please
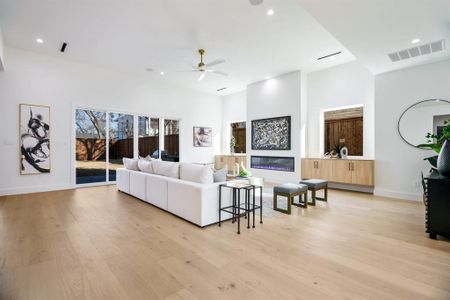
[219,182,263,234]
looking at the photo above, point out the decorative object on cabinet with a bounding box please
[340,146,349,159]
[437,140,450,177]
[20,104,51,174]
[251,116,291,150]
[193,126,212,147]
[238,161,252,177]
[424,171,450,239]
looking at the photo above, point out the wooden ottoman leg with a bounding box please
[312,190,316,206]
[324,187,328,201]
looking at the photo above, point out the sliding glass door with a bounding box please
[109,113,134,182]
[75,109,181,185]
[163,119,179,162]
[75,109,107,184]
[138,116,159,158]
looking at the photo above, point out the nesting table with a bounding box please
[218,182,263,234]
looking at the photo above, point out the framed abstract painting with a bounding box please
[193,126,212,147]
[251,116,291,150]
[19,104,51,174]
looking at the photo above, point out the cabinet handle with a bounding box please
[349,163,351,171]
[352,162,355,171]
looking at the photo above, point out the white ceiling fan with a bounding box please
[182,49,228,81]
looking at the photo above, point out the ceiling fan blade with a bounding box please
[176,69,198,73]
[198,72,206,81]
[205,59,226,68]
[209,70,228,76]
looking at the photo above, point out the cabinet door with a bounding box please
[331,160,353,184]
[317,159,332,180]
[301,159,315,179]
[352,161,374,186]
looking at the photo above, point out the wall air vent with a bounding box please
[388,40,446,62]
[217,87,227,92]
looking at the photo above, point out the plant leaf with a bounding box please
[423,155,438,168]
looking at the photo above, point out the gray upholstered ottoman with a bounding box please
[299,179,328,205]
[273,183,308,214]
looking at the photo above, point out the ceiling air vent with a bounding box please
[388,40,446,62]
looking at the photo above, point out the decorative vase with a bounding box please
[437,140,450,177]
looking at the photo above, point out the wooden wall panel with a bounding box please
[324,117,363,156]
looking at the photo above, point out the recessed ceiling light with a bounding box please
[267,9,274,16]
[160,71,165,75]
[265,76,271,79]
[411,38,420,44]
[36,38,44,44]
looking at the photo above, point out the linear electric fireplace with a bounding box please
[250,156,295,172]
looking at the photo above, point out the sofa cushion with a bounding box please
[152,160,180,178]
[179,163,213,184]
[138,159,153,174]
[123,158,139,171]
[213,166,227,183]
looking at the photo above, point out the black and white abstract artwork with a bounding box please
[252,116,291,150]
[193,127,212,147]
[20,104,51,174]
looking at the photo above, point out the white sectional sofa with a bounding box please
[116,159,232,227]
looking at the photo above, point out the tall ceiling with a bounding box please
[297,0,450,74]
[1,1,449,96]
[0,0,355,95]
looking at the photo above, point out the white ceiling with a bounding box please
[297,0,450,75]
[0,0,355,95]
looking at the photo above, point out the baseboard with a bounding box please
[373,188,421,202]
[328,183,374,194]
[0,184,74,196]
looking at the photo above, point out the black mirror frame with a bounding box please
[397,98,450,149]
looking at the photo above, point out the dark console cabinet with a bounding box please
[425,172,450,239]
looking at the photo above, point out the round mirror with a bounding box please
[398,99,450,148]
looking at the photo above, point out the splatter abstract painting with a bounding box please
[20,104,51,174]
[251,116,291,150]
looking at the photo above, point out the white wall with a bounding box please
[246,71,302,182]
[0,48,223,195]
[222,91,246,154]
[374,59,450,201]
[306,61,375,158]
[0,27,5,71]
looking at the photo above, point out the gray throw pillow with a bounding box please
[213,167,228,183]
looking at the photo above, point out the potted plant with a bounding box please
[418,119,450,177]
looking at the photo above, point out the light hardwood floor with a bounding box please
[1,186,449,300]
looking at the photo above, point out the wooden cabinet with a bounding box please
[301,158,374,186]
[301,159,332,181]
[331,160,353,184]
[215,155,247,175]
[352,160,374,186]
